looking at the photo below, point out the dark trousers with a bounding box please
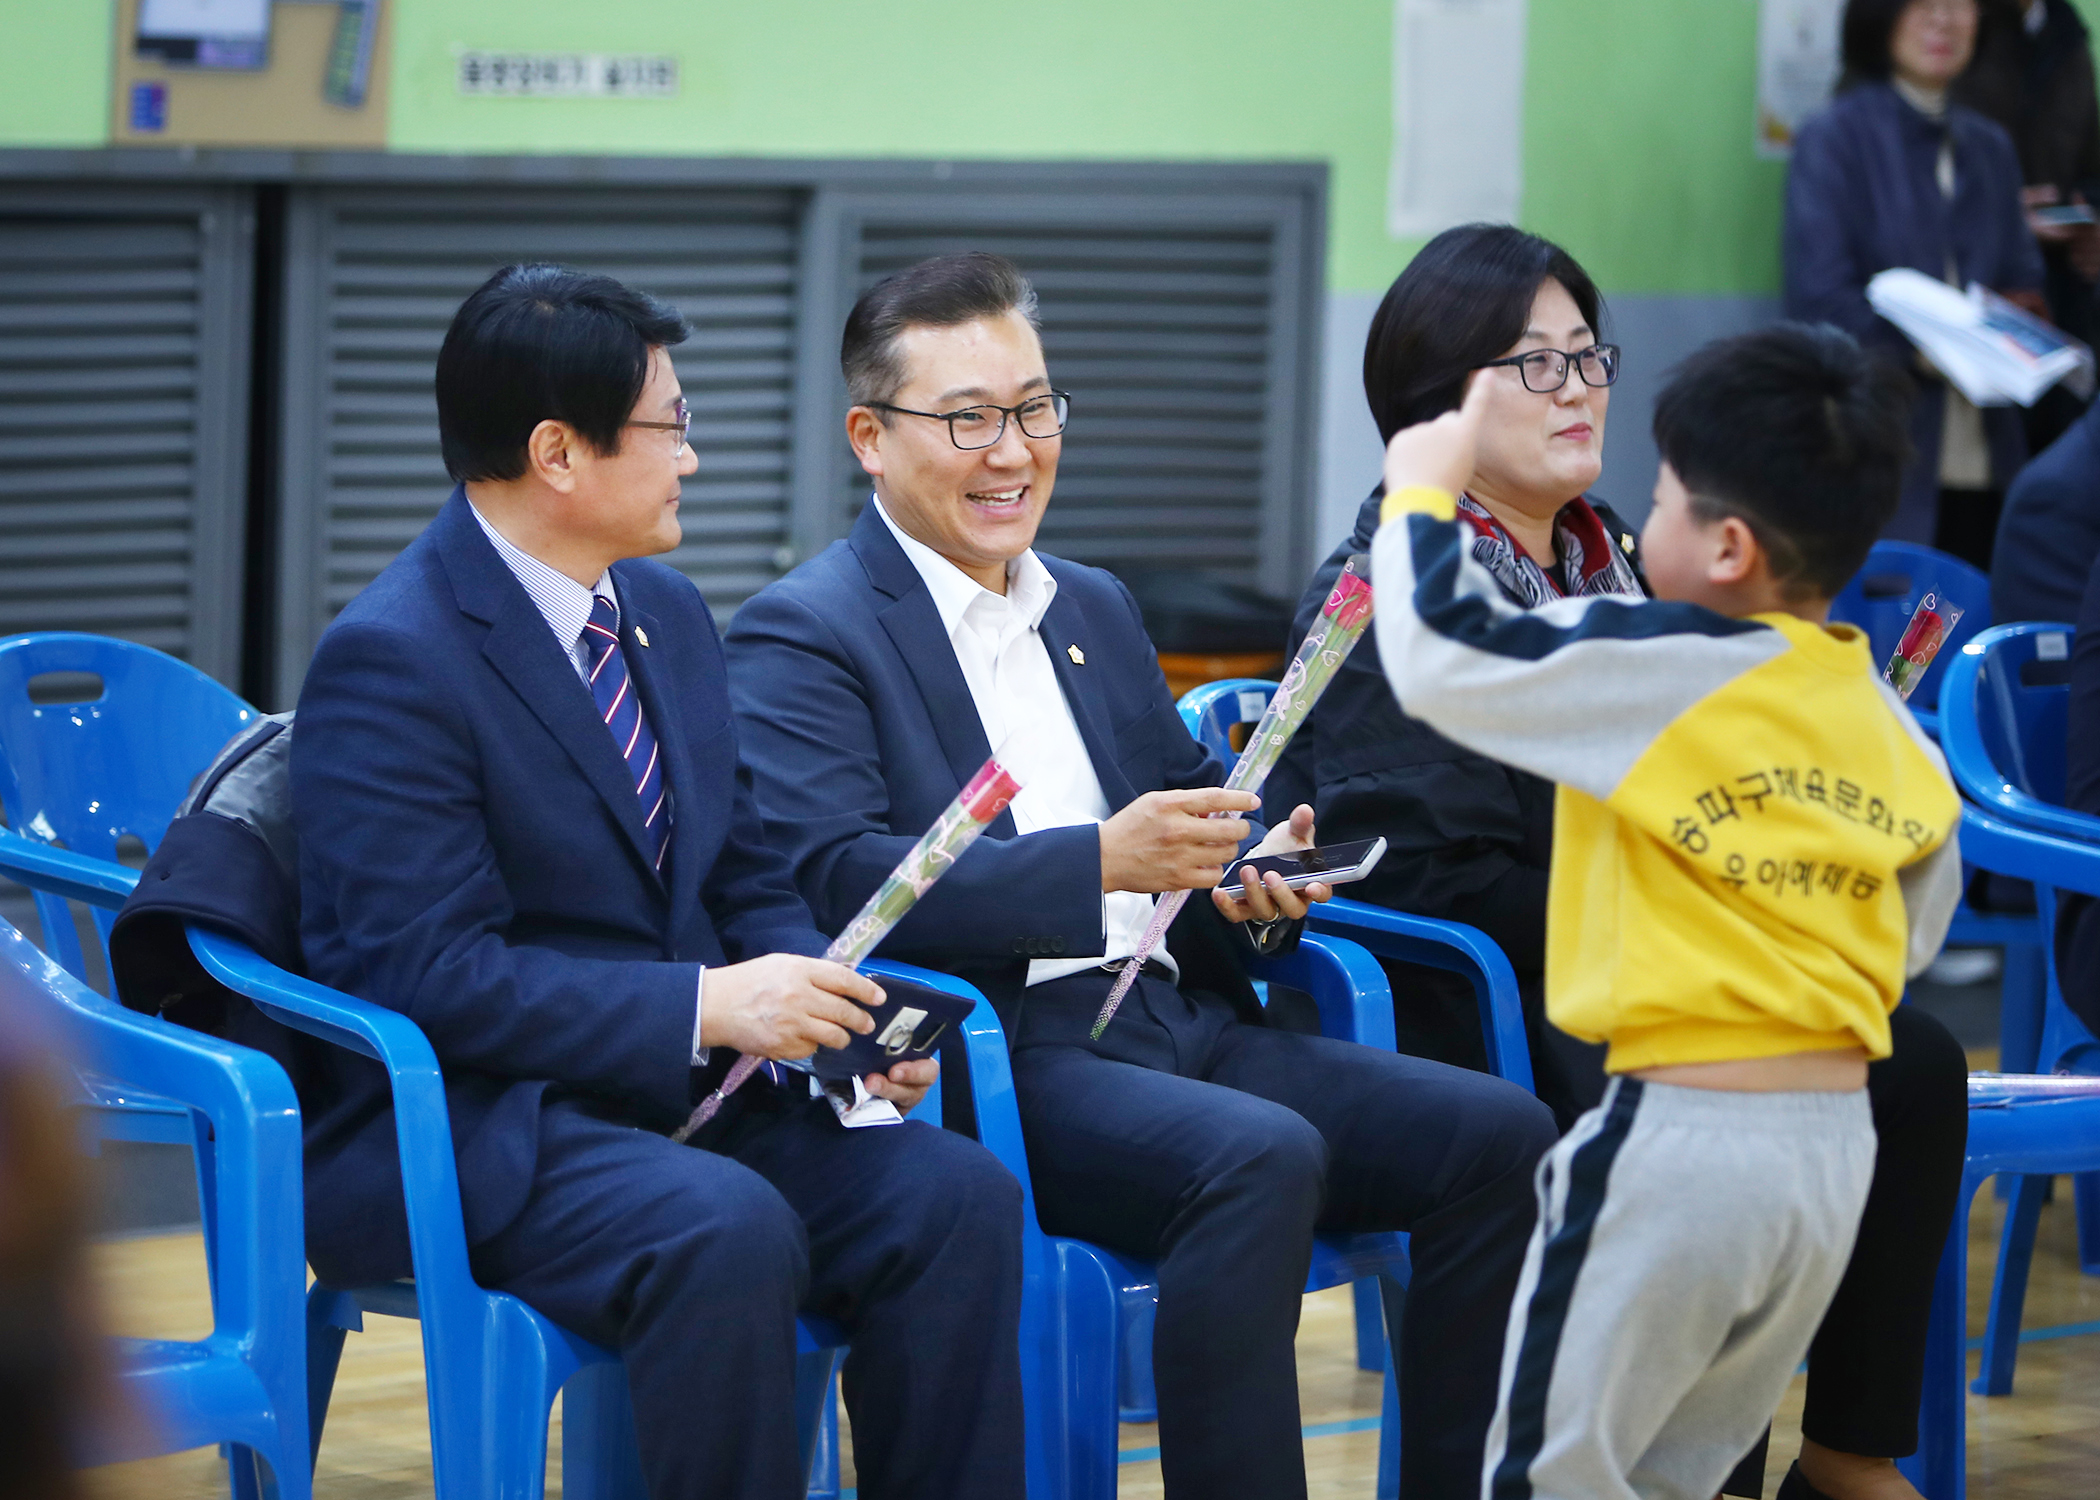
[466,1092,1027,1500]
[1010,968,1557,1500]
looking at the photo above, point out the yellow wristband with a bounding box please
[1379,485,1457,526]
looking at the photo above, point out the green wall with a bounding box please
[13,0,2100,297]
[387,0,1779,296]
[2,0,113,148]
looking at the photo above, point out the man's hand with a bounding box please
[1099,787,1260,893]
[864,1058,938,1113]
[701,954,882,1061]
[1212,802,1332,924]
[1383,369,1489,499]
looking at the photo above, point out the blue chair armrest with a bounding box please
[0,919,304,1354]
[1307,897,1535,1092]
[0,828,138,906]
[1249,931,1397,1052]
[184,926,483,1312]
[1959,806,2100,900]
[858,958,1039,1212]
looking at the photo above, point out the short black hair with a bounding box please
[841,252,1041,409]
[1838,0,1915,87]
[1652,323,1913,601]
[435,263,689,483]
[1363,223,1604,442]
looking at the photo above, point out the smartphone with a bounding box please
[807,976,976,1081]
[2034,204,2097,227]
[1220,837,1388,899]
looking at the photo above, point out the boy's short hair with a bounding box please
[436,263,689,483]
[841,252,1040,409]
[1652,323,1912,601]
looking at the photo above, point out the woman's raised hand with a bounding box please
[1382,370,1491,500]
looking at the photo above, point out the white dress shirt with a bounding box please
[873,500,1175,987]
[470,502,710,1062]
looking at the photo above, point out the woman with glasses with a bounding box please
[1271,223,1967,1500]
[1785,0,2046,567]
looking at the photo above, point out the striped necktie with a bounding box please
[581,595,671,875]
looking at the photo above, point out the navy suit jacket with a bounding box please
[722,501,1268,1038]
[292,488,828,1279]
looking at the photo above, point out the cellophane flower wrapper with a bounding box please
[1883,591,1964,701]
[1090,557,1374,1040]
[673,755,1021,1141]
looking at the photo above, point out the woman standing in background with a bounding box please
[1784,0,2045,567]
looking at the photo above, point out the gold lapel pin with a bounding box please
[1067,644,1085,665]
[1619,534,1635,554]
[635,627,651,648]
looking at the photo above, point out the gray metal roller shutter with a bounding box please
[276,187,800,705]
[795,189,1319,600]
[0,186,253,681]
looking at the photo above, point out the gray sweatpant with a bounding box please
[1480,1076,1877,1500]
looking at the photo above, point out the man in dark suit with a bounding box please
[291,264,1025,1500]
[723,253,1556,1500]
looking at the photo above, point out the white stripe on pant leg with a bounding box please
[1479,1084,1633,1500]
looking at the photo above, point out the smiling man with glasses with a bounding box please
[724,251,1556,1500]
[289,261,1027,1500]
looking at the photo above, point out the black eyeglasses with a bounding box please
[868,391,1071,451]
[625,396,691,453]
[1474,344,1620,394]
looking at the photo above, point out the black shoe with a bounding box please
[1776,1461,1839,1500]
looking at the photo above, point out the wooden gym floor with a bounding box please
[76,1157,2100,1499]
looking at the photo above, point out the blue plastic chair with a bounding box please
[1179,679,1541,1376]
[0,633,255,988]
[0,886,309,1500]
[865,933,1415,1500]
[0,823,850,1499]
[1829,540,1992,732]
[1939,619,2100,1271]
[185,926,851,1500]
[1896,807,2100,1500]
[1827,551,2050,1071]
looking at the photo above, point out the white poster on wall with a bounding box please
[1755,0,1844,157]
[1388,0,1529,239]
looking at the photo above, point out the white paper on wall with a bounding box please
[138,0,271,39]
[1755,0,1844,158]
[1388,0,1529,239]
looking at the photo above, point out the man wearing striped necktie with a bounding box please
[290,263,1026,1500]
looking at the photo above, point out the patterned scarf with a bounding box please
[1454,493,1645,607]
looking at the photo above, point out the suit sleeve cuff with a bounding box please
[692,966,708,1065]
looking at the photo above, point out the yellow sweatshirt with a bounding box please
[1372,487,1963,1071]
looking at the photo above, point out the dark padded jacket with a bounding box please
[1267,488,1641,1123]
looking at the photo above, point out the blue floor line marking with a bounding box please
[1118,1413,1383,1464]
[1963,1314,2100,1350]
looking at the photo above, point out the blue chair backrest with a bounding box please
[0,635,254,983]
[0,634,256,861]
[1829,541,1992,715]
[1940,623,2078,837]
[1179,678,1277,763]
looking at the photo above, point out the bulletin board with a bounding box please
[110,0,392,149]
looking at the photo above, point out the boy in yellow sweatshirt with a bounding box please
[1372,324,1963,1500]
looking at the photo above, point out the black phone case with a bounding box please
[810,977,977,1080]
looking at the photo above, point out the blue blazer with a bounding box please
[722,501,1269,1036]
[1784,81,2046,538]
[291,488,829,1279]
[1993,399,2100,625]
